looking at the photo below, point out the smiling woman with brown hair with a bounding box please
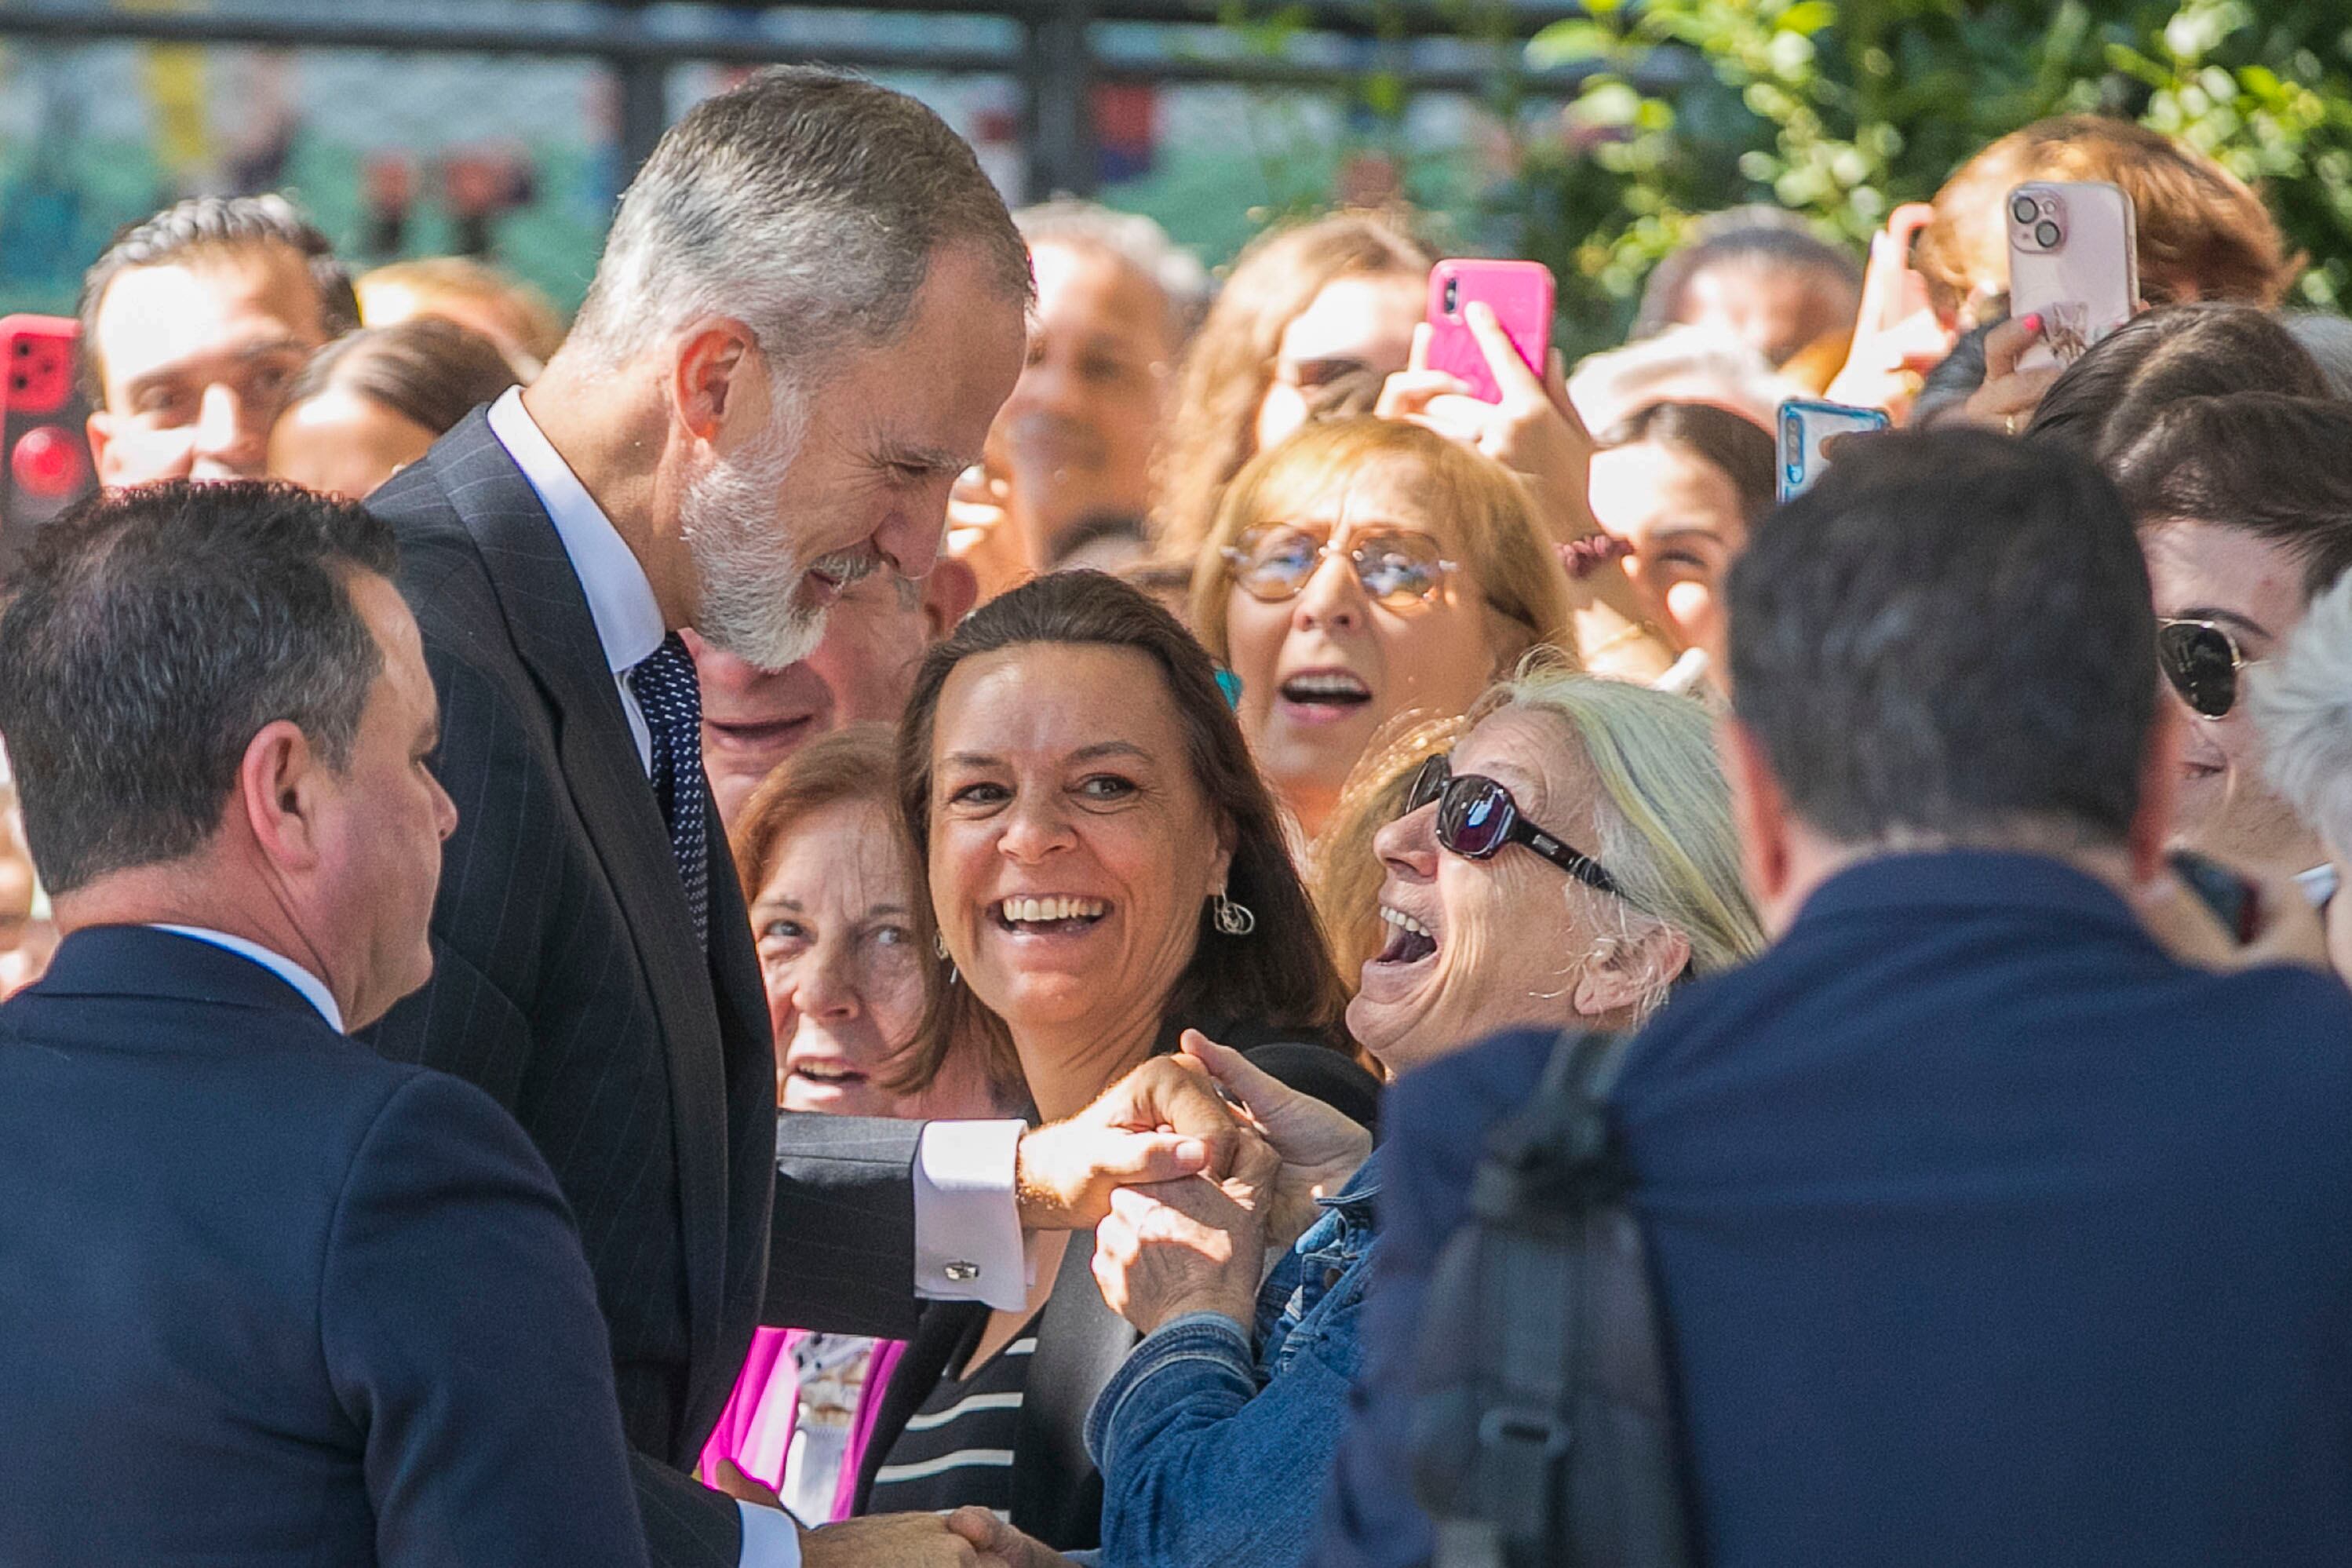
[848,570,1376,1549]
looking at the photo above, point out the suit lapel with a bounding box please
[1012,1230,1133,1538]
[422,414,731,1404]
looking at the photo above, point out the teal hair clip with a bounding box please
[1214,667,1243,709]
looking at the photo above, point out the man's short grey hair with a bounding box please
[2254,566,2352,851]
[571,67,1033,378]
[1014,199,1210,345]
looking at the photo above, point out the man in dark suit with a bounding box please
[1320,431,2352,1566]
[0,482,647,1566]
[361,67,1228,1568]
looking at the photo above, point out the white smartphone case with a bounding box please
[2007,181,2139,372]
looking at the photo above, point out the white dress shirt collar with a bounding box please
[485,386,665,679]
[150,925,345,1034]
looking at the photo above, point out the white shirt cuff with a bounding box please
[736,1501,802,1567]
[912,1118,1028,1311]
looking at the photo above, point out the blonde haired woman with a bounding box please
[1193,416,1577,844]
[1083,669,1763,1568]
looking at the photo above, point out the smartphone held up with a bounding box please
[2006,181,2138,371]
[1424,259,1554,404]
[1778,399,1890,501]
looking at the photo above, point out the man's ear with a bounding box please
[667,318,760,447]
[85,409,122,486]
[923,557,980,639]
[236,719,328,874]
[1719,715,1790,910]
[2129,698,2186,884]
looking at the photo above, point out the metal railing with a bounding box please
[0,0,1636,199]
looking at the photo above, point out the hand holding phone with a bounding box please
[2006,181,2138,372]
[1380,265,1601,550]
[1424,260,1554,405]
[1823,204,1952,419]
[2142,850,2332,973]
[1778,399,1891,501]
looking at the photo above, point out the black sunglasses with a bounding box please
[2158,618,2255,720]
[1402,753,1623,899]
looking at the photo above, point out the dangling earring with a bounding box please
[933,931,959,986]
[1211,889,1256,937]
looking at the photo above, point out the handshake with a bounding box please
[1018,1032,1377,1338]
[775,1036,1376,1568]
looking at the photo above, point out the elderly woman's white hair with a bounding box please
[1569,325,1795,436]
[2253,565,2352,855]
[1470,665,1767,1014]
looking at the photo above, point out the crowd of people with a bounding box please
[5,59,2352,1568]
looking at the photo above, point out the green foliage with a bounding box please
[1502,0,2352,356]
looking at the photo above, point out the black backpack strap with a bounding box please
[1413,1029,1697,1568]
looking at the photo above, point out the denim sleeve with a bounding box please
[1086,1311,1351,1568]
[1311,1030,1558,1568]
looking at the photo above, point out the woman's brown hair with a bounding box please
[730,723,905,900]
[894,571,1348,1091]
[1152,212,1433,562]
[1600,400,1777,523]
[286,317,519,439]
[2025,303,2328,464]
[1913,115,2297,326]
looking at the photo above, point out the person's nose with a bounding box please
[429,770,458,843]
[1016,348,1085,418]
[191,382,267,476]
[878,483,950,583]
[997,787,1076,865]
[1374,797,1439,882]
[788,939,862,1023]
[1292,548,1364,634]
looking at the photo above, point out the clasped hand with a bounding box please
[1085,1032,1375,1336]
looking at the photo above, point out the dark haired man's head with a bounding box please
[1723,430,2168,926]
[80,195,359,485]
[1638,211,1864,367]
[2112,393,2352,876]
[0,482,453,1028]
[2025,304,2328,462]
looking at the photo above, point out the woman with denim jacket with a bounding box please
[1081,669,1767,1568]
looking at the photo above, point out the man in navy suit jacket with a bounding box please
[0,483,648,1566]
[1319,431,2352,1566]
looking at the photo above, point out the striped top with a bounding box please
[864,1309,1044,1520]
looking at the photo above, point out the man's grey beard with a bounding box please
[680,421,873,672]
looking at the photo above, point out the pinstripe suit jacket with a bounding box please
[361,411,929,1566]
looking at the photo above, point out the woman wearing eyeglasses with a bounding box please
[1080,668,1764,1568]
[1191,416,1577,844]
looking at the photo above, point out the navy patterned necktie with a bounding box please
[626,633,709,947]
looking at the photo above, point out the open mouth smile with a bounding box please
[1374,903,1438,965]
[1278,668,1373,724]
[991,895,1110,935]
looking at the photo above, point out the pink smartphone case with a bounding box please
[1426,260,1555,403]
[2007,182,2138,372]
